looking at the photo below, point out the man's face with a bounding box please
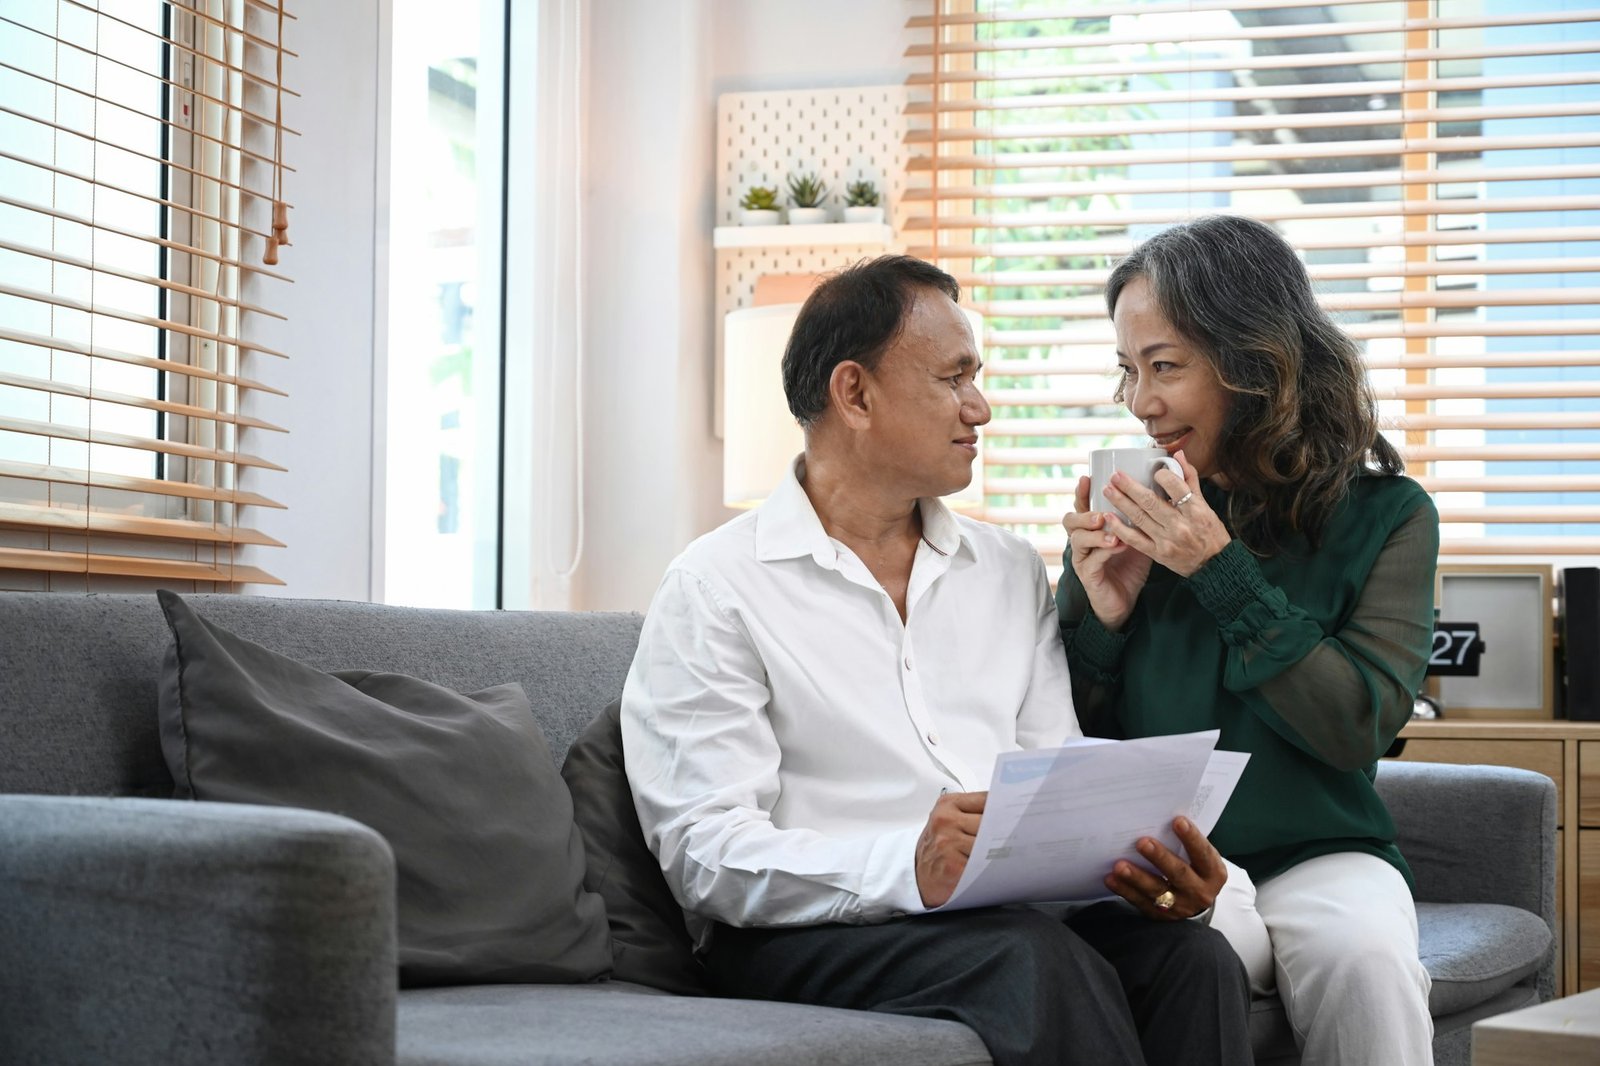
[860,291,991,499]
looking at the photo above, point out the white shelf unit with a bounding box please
[712,223,893,249]
[713,85,909,438]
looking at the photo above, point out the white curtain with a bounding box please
[503,0,586,609]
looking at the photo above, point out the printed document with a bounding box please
[936,730,1249,912]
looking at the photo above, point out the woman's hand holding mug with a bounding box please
[1065,448,1228,630]
[1098,450,1231,578]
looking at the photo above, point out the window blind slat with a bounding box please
[987,505,1600,526]
[988,351,1600,375]
[908,133,1600,171]
[981,443,1600,463]
[0,459,284,510]
[0,501,284,548]
[1021,535,1600,559]
[911,198,1600,231]
[0,326,285,397]
[907,166,1600,202]
[0,193,291,282]
[0,235,285,320]
[0,546,283,585]
[0,150,285,245]
[905,39,1600,84]
[960,259,1600,287]
[976,289,1600,317]
[905,71,1600,114]
[909,0,1407,25]
[0,416,285,472]
[986,382,1600,406]
[905,10,1600,56]
[906,103,1600,144]
[0,282,287,359]
[989,476,1600,496]
[986,320,1600,347]
[0,371,287,433]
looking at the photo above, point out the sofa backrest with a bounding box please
[0,592,643,797]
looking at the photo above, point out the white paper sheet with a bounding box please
[936,730,1249,912]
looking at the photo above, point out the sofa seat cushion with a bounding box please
[396,982,991,1066]
[1417,902,1550,1015]
[155,590,611,987]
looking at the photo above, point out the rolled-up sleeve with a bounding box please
[621,568,926,932]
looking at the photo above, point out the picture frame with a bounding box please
[1428,563,1556,720]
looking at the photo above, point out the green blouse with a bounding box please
[1056,473,1439,889]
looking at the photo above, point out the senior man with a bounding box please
[621,256,1251,1066]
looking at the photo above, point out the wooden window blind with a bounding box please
[0,0,293,588]
[905,0,1600,574]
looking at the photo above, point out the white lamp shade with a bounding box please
[722,303,987,510]
[724,304,807,508]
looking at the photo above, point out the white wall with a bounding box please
[571,0,913,611]
[241,0,385,600]
[242,0,911,609]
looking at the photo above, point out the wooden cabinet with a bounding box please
[1396,720,1600,995]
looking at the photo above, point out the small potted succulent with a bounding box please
[786,171,829,224]
[739,185,781,226]
[842,179,884,224]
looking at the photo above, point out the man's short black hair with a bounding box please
[781,255,962,427]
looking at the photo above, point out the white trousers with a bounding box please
[1209,851,1434,1066]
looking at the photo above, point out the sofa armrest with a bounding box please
[0,795,397,1066]
[1376,760,1558,999]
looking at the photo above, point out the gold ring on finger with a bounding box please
[1153,889,1176,911]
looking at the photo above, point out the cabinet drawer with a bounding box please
[1398,739,1563,823]
[1581,831,1600,991]
[1580,743,1600,828]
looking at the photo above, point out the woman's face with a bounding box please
[1112,276,1232,481]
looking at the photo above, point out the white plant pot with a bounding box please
[740,209,781,226]
[787,206,828,225]
[843,205,884,224]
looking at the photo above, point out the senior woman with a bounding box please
[1059,214,1438,1066]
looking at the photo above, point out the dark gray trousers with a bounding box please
[703,901,1253,1066]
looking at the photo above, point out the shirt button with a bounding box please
[927,731,940,745]
[904,655,913,670]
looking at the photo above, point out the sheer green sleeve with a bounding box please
[1056,558,1129,739]
[1186,502,1439,771]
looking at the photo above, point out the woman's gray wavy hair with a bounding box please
[1105,215,1402,554]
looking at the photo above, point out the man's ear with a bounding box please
[828,361,872,430]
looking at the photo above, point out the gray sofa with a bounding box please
[0,592,1556,1066]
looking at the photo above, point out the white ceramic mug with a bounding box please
[1089,447,1184,520]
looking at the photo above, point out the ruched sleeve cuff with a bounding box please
[1187,540,1283,631]
[1066,610,1130,682]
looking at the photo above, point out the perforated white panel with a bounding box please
[713,85,909,437]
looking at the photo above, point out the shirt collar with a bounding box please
[755,455,979,565]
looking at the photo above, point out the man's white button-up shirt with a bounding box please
[621,459,1080,942]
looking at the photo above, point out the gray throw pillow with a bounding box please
[155,589,611,987]
[561,699,709,995]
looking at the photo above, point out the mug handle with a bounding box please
[1155,456,1183,499]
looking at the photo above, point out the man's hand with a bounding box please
[1104,816,1228,920]
[915,791,986,908]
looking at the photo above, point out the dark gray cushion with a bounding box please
[1417,901,1550,1015]
[155,589,611,987]
[561,699,710,995]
